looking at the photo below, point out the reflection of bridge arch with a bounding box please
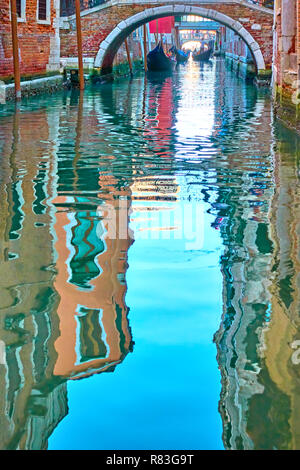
[94,5,268,75]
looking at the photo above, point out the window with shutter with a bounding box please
[38,0,47,20]
[16,0,21,17]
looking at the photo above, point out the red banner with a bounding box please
[149,17,175,34]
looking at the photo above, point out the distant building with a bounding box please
[273,0,300,132]
[219,27,256,79]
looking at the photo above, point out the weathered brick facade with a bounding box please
[0,0,60,80]
[273,0,300,131]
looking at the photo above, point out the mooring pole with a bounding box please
[10,0,21,100]
[75,0,84,90]
[143,24,147,72]
[175,26,179,49]
[124,38,133,75]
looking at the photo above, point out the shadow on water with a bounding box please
[0,58,300,449]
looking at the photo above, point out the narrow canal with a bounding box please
[1,57,300,450]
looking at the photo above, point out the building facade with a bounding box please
[273,0,300,131]
[0,0,60,81]
[220,26,256,79]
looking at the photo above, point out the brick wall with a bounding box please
[60,3,274,70]
[0,0,59,80]
[273,0,300,131]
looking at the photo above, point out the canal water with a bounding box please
[1,58,300,450]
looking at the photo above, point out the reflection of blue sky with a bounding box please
[49,181,224,450]
[128,201,223,348]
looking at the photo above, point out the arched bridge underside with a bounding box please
[64,1,273,75]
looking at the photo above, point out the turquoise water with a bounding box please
[48,194,223,450]
[1,58,300,450]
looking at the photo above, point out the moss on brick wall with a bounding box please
[274,85,300,134]
[0,71,61,84]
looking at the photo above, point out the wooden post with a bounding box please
[160,33,164,52]
[147,23,151,52]
[175,26,179,49]
[75,0,84,90]
[10,0,21,100]
[124,38,133,75]
[143,24,147,72]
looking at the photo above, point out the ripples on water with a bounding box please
[0,58,300,450]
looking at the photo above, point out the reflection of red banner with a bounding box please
[145,77,173,156]
[149,17,175,34]
[157,79,173,130]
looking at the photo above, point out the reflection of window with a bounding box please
[37,0,50,23]
[33,164,47,215]
[9,181,24,240]
[76,307,108,364]
[68,205,105,290]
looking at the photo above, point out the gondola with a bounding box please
[169,46,189,63]
[213,50,223,57]
[192,48,213,62]
[147,42,176,72]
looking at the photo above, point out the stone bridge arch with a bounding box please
[92,4,271,75]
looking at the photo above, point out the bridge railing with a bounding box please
[60,0,274,18]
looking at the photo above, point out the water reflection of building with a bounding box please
[4,59,300,452]
[199,73,279,448]
[0,96,134,448]
[51,93,134,380]
[214,116,300,449]
[53,172,133,380]
[260,125,300,449]
[214,184,274,449]
[0,109,67,450]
